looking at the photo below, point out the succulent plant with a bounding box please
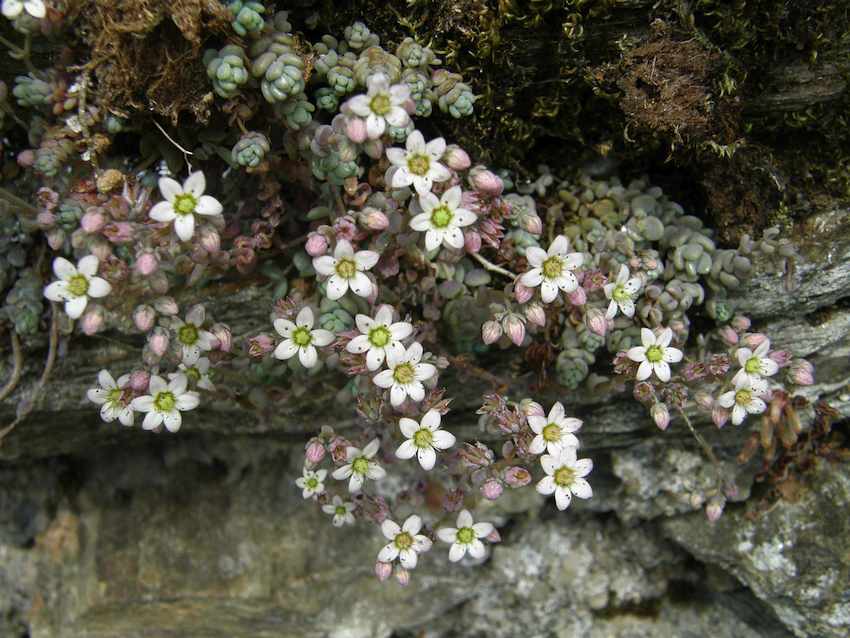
[227,0,266,37]
[231,131,271,168]
[13,73,52,108]
[250,28,306,104]
[205,45,251,99]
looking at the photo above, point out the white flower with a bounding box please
[718,376,770,426]
[130,373,200,433]
[603,264,642,319]
[436,509,494,562]
[731,339,779,387]
[43,255,111,319]
[2,0,45,19]
[295,467,327,499]
[377,514,432,569]
[626,327,683,382]
[373,342,437,407]
[313,239,379,300]
[332,439,386,493]
[149,171,223,242]
[345,73,410,139]
[536,447,593,511]
[86,370,134,426]
[173,305,216,361]
[527,401,581,455]
[410,185,476,251]
[322,495,356,527]
[273,306,334,368]
[395,409,456,470]
[519,235,584,303]
[346,305,412,371]
[386,130,451,194]
[174,350,215,391]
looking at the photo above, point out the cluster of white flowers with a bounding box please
[603,264,642,319]
[332,438,386,493]
[410,185,476,252]
[43,255,111,319]
[273,306,335,368]
[626,327,683,383]
[395,409,456,470]
[149,172,224,242]
[313,239,380,300]
[718,338,778,425]
[344,73,411,140]
[519,235,584,304]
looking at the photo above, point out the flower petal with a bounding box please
[174,214,195,242]
[158,177,182,202]
[183,171,206,198]
[87,277,111,298]
[196,195,223,216]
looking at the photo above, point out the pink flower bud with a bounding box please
[514,282,533,304]
[443,144,471,171]
[149,271,169,294]
[46,229,64,250]
[135,253,159,276]
[585,307,608,337]
[361,208,389,231]
[469,166,503,196]
[248,333,275,358]
[102,222,134,244]
[705,495,725,522]
[568,286,587,306]
[502,314,525,346]
[129,370,150,392]
[731,315,751,331]
[305,232,328,257]
[718,325,738,346]
[768,350,791,367]
[37,211,56,228]
[395,567,410,586]
[81,306,105,335]
[650,402,670,431]
[153,296,179,316]
[520,399,545,417]
[742,332,767,349]
[523,214,543,235]
[17,149,35,167]
[375,561,392,582]
[199,227,221,253]
[345,117,368,143]
[788,359,814,385]
[694,391,714,411]
[481,320,502,345]
[504,466,531,488]
[480,479,503,500]
[524,302,545,327]
[464,230,482,254]
[149,327,169,357]
[133,304,156,332]
[81,210,106,233]
[486,529,501,543]
[712,405,729,428]
[363,138,384,160]
[305,440,326,465]
[210,323,232,352]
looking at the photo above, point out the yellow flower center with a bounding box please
[305,477,319,489]
[542,423,561,443]
[173,194,197,215]
[735,389,752,405]
[612,284,631,302]
[554,466,575,488]
[185,367,201,383]
[394,531,414,550]
[107,388,123,404]
[335,505,347,517]
[335,257,357,279]
[352,456,370,475]
[292,327,312,347]
[370,93,391,115]
[413,428,433,448]
[744,356,762,374]
[645,345,663,363]
[456,527,475,544]
[368,325,391,348]
[407,154,430,176]
[178,324,199,346]
[153,391,176,412]
[430,205,453,229]
[541,256,563,279]
[67,274,89,297]
[393,362,415,385]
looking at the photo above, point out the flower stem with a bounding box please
[471,252,516,279]
[677,407,720,467]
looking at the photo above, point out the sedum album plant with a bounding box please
[0,2,816,585]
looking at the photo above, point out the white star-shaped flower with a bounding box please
[386,130,451,194]
[536,447,593,511]
[603,264,642,319]
[43,255,111,320]
[626,327,683,382]
[377,514,432,569]
[149,171,223,242]
[395,409,456,470]
[410,185,477,251]
[372,342,437,407]
[527,401,582,455]
[346,305,412,371]
[173,305,216,361]
[313,239,379,300]
[519,235,583,303]
[295,467,327,499]
[322,495,356,527]
[436,509,494,562]
[2,0,46,19]
[86,370,134,426]
[345,73,411,139]
[273,306,335,368]
[332,439,386,493]
[130,373,200,433]
[173,350,215,391]
[731,339,779,387]
[718,376,770,426]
